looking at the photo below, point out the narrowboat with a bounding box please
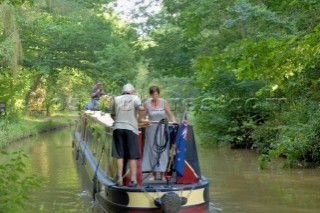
[72,110,210,213]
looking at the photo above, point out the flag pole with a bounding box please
[165,106,188,177]
[180,105,188,123]
[173,105,189,177]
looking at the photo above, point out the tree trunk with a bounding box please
[24,75,42,113]
[2,5,12,37]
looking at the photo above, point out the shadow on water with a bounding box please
[7,127,320,213]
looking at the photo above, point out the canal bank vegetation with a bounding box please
[139,0,320,169]
[0,150,46,213]
[0,112,77,148]
[0,111,75,212]
[1,0,320,173]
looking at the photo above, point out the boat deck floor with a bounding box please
[111,173,202,189]
[141,173,179,187]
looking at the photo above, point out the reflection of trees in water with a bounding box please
[12,128,103,212]
[198,145,320,213]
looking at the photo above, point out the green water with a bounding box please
[8,127,320,213]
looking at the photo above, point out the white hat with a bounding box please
[122,83,135,93]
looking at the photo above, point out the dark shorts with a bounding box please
[112,129,140,159]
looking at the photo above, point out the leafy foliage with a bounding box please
[0,150,46,212]
[1,0,141,116]
[0,0,33,6]
[253,99,320,167]
[135,0,320,167]
[2,0,320,179]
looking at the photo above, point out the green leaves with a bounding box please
[0,150,46,212]
[1,0,141,115]
[0,0,33,6]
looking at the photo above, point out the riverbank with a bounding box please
[0,112,79,148]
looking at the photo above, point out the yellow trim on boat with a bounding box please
[126,188,205,208]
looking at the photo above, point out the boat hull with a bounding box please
[95,188,209,213]
[73,111,210,213]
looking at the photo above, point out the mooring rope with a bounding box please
[176,184,196,201]
[141,186,162,202]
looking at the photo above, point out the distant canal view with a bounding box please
[9,127,320,213]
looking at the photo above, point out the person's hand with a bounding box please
[143,120,152,126]
[140,119,152,126]
[138,105,145,111]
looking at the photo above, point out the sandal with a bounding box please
[129,181,138,187]
[116,180,123,186]
[148,175,155,181]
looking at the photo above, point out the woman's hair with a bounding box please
[149,85,160,95]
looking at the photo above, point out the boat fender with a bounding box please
[180,196,187,205]
[154,192,187,213]
[76,148,80,160]
[92,175,98,201]
[82,155,86,165]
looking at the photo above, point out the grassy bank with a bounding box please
[0,112,79,148]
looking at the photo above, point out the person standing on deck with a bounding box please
[90,80,105,110]
[141,85,176,181]
[111,83,144,187]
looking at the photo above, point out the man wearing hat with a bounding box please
[111,83,144,187]
[90,80,105,110]
[91,80,105,99]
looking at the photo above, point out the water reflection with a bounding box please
[8,127,104,213]
[8,128,320,213]
[198,144,320,213]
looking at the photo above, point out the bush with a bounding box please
[252,99,320,167]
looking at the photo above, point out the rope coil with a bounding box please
[153,118,169,167]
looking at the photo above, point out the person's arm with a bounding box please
[90,89,99,98]
[91,88,105,98]
[139,102,148,122]
[110,99,116,120]
[164,100,176,122]
[100,89,106,95]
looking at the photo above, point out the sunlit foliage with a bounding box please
[133,0,320,167]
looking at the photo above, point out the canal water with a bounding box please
[8,127,320,213]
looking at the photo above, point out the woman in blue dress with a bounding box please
[141,86,176,181]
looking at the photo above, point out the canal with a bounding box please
[9,127,320,213]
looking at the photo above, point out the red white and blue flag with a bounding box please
[174,112,188,177]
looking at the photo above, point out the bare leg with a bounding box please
[152,172,157,180]
[129,159,137,182]
[161,172,166,181]
[117,158,123,181]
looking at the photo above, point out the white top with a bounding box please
[111,94,141,135]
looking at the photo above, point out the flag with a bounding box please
[174,112,188,177]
